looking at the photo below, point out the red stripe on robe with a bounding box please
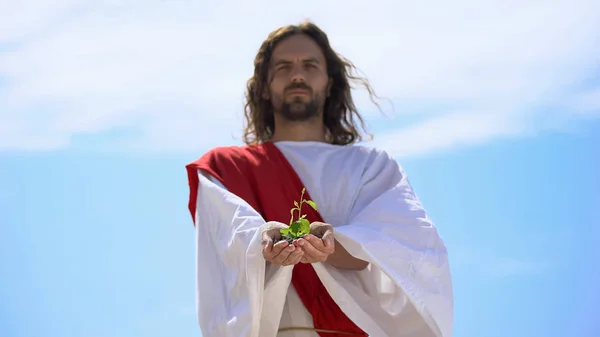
[186,142,368,337]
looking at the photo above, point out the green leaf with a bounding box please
[280,227,290,235]
[299,218,310,236]
[290,221,301,236]
[306,200,318,211]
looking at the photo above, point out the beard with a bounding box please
[274,86,326,122]
[279,96,321,121]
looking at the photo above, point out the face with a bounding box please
[266,34,330,122]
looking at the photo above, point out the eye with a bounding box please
[276,64,291,72]
[304,62,318,70]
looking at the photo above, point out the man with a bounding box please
[186,21,453,337]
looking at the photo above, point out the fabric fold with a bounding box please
[187,142,454,337]
[194,173,292,337]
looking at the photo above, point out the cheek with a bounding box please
[268,81,284,106]
[269,77,285,96]
[314,82,329,98]
[311,74,329,92]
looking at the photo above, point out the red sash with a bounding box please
[186,142,367,337]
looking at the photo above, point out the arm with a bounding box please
[296,226,369,271]
[326,239,369,270]
[326,151,453,337]
[194,171,293,337]
[203,172,305,267]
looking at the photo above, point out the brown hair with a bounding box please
[242,20,382,146]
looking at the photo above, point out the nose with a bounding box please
[290,64,307,83]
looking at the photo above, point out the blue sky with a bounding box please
[1,1,600,337]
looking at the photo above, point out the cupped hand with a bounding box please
[295,222,335,264]
[262,223,304,266]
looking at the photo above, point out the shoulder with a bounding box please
[205,144,257,157]
[346,144,406,184]
[186,144,268,183]
[191,144,265,165]
[348,144,401,169]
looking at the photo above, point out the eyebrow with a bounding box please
[272,57,322,67]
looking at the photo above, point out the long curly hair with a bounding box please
[242,20,382,146]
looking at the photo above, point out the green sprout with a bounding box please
[280,188,318,244]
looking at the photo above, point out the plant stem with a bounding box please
[289,189,306,226]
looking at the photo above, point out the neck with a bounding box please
[270,116,328,143]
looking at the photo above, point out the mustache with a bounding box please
[284,83,312,92]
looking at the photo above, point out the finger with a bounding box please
[264,240,288,261]
[321,231,335,252]
[309,223,330,238]
[282,246,304,266]
[272,244,296,265]
[297,238,327,262]
[272,240,289,254]
[274,244,296,265]
[303,235,328,253]
[289,249,306,265]
[291,255,304,265]
[261,236,273,254]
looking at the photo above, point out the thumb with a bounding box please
[322,230,334,248]
[262,234,273,253]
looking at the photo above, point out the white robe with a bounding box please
[193,141,453,337]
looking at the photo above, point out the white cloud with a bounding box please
[450,244,552,279]
[568,87,600,117]
[371,108,527,158]
[453,251,550,279]
[0,0,599,154]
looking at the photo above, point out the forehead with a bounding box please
[271,34,325,62]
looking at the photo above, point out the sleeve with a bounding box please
[194,171,293,337]
[310,150,454,337]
